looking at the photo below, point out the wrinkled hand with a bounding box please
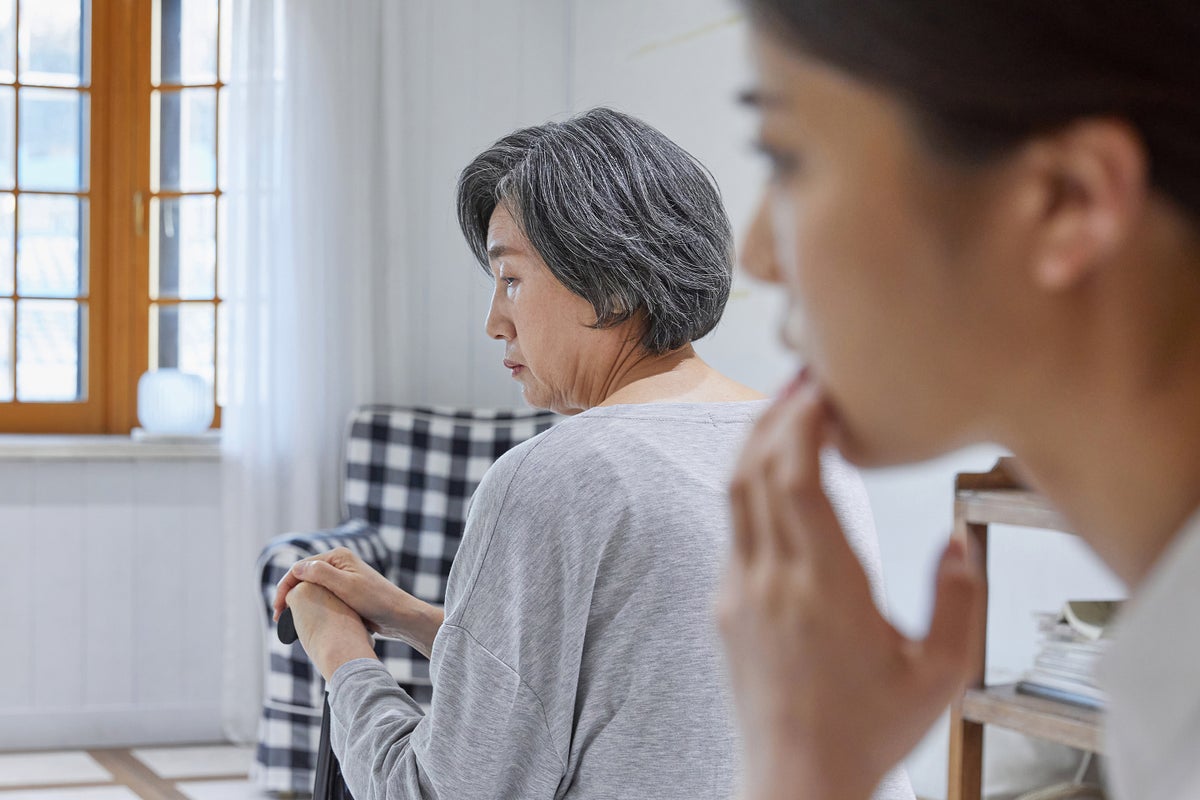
[717,377,985,800]
[286,581,377,681]
[274,548,443,659]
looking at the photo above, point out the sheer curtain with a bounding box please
[219,0,407,741]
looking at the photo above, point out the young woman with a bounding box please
[719,3,1200,799]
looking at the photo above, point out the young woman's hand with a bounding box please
[717,378,985,800]
[274,547,444,658]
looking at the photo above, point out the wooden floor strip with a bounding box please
[87,748,191,800]
[0,780,117,792]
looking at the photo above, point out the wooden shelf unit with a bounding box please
[962,684,1103,754]
[947,459,1104,800]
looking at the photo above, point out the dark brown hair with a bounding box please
[744,1,1200,218]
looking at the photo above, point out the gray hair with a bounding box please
[456,107,734,354]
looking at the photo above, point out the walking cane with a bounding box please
[278,607,354,800]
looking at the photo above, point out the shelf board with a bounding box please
[962,684,1103,753]
[956,489,1073,532]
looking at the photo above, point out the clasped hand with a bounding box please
[275,547,445,679]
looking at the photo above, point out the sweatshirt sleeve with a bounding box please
[327,623,565,800]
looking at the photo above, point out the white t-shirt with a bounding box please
[1100,508,1200,798]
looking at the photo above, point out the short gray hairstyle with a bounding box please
[456,107,734,354]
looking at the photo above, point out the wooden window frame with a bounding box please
[0,0,222,434]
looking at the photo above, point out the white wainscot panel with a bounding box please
[0,458,224,750]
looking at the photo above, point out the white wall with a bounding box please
[0,458,224,749]
[388,0,571,409]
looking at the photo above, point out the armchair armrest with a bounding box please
[254,519,386,793]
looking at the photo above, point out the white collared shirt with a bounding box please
[1100,508,1200,799]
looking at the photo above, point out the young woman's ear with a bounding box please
[1026,119,1148,291]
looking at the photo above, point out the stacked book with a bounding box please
[1016,600,1122,710]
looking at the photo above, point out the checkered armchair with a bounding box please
[253,405,557,794]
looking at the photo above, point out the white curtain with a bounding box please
[219,0,408,741]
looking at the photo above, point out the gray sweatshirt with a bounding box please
[328,400,914,800]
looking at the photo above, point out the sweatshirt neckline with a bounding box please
[575,399,770,420]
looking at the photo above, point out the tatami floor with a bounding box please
[0,745,269,800]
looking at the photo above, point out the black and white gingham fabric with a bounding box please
[254,406,557,794]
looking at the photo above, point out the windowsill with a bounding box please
[0,433,222,461]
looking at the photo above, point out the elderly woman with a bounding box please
[277,108,911,800]
[719,2,1200,800]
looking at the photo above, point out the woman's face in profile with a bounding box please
[741,30,1029,467]
[484,204,636,414]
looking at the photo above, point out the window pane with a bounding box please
[154,302,214,390]
[0,298,11,401]
[16,298,82,401]
[17,194,83,297]
[0,0,14,84]
[217,86,227,188]
[0,192,11,296]
[18,87,86,191]
[0,86,13,188]
[18,0,85,88]
[152,195,215,299]
[154,88,215,191]
[157,0,217,85]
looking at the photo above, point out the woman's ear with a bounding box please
[1025,119,1148,291]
